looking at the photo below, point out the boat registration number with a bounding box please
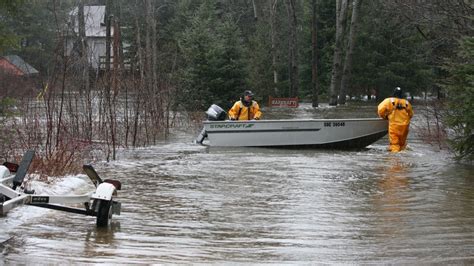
[324,122,345,127]
[31,196,49,204]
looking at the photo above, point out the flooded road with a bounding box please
[1,104,474,264]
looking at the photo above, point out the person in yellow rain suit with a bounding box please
[377,87,414,152]
[228,90,262,121]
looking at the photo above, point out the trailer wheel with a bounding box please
[96,199,112,227]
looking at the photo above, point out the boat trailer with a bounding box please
[0,150,121,227]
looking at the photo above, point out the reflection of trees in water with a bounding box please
[0,235,24,257]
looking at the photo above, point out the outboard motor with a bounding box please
[195,128,207,144]
[206,104,226,121]
[196,104,226,144]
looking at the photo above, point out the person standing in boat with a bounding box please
[377,87,414,152]
[228,90,262,121]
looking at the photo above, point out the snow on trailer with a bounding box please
[0,150,121,227]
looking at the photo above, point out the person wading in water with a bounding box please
[377,87,414,152]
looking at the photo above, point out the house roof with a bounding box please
[1,55,39,75]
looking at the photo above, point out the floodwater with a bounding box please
[1,103,473,264]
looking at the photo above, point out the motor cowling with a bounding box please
[0,165,10,179]
[206,104,226,121]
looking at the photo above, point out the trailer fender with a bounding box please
[91,183,116,201]
[0,165,10,179]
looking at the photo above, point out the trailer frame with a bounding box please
[0,150,121,227]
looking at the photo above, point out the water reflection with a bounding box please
[84,221,121,245]
[373,156,411,237]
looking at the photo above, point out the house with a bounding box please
[0,55,39,98]
[0,55,39,76]
[65,5,114,70]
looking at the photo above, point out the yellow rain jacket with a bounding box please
[228,100,262,120]
[378,97,414,152]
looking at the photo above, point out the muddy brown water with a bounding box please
[1,103,473,264]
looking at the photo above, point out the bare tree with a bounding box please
[252,0,258,20]
[269,0,279,95]
[77,0,94,142]
[286,0,299,97]
[104,0,117,160]
[384,0,473,64]
[339,0,363,105]
[78,0,89,94]
[311,0,319,107]
[143,0,152,144]
[132,0,144,147]
[328,0,348,106]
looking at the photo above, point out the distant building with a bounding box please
[0,55,39,76]
[65,5,114,70]
[0,55,39,98]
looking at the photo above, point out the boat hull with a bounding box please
[202,118,388,149]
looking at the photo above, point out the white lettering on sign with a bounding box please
[269,97,299,108]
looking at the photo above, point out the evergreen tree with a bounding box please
[176,0,246,110]
[212,15,246,109]
[300,0,335,101]
[0,0,22,53]
[245,18,275,100]
[441,37,474,161]
[0,0,27,155]
[1,1,67,73]
[352,1,432,99]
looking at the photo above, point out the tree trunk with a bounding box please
[132,0,143,147]
[252,0,258,21]
[111,18,121,158]
[105,1,116,160]
[339,0,362,105]
[113,18,120,95]
[144,0,152,144]
[105,1,112,76]
[328,0,348,106]
[150,0,162,134]
[78,0,89,95]
[270,0,278,95]
[286,0,299,98]
[78,0,92,141]
[311,0,319,107]
[115,6,129,147]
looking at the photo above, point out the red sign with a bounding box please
[268,97,299,108]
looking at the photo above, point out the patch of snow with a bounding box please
[1,175,91,240]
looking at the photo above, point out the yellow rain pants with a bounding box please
[378,97,414,152]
